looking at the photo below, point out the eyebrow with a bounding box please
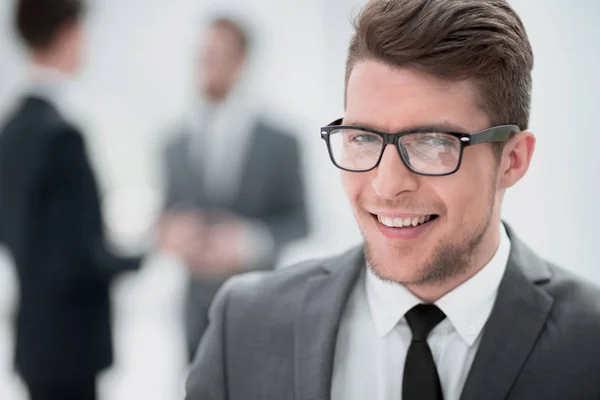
[341,119,472,134]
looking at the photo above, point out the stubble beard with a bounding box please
[364,175,498,287]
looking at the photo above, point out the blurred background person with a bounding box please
[0,1,144,399]
[157,15,309,362]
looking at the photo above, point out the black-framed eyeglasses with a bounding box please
[320,118,520,176]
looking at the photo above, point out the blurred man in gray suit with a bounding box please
[185,1,600,399]
[158,16,308,361]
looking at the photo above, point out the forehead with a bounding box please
[205,24,243,51]
[345,61,490,133]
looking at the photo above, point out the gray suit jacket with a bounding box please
[163,120,308,356]
[186,225,600,399]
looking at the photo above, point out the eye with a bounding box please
[338,130,381,146]
[407,134,460,154]
[419,135,454,146]
[349,133,379,143]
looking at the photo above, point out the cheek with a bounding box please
[340,171,366,205]
[442,153,495,219]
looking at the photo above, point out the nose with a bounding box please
[372,144,419,199]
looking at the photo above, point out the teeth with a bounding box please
[377,214,434,228]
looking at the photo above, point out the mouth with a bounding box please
[369,212,439,240]
[372,213,439,228]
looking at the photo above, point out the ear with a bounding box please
[498,131,536,189]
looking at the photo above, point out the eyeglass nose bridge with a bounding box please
[382,133,398,146]
[379,133,411,167]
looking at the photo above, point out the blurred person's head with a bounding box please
[198,16,250,102]
[335,0,535,300]
[15,0,85,74]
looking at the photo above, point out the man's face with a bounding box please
[342,61,504,285]
[198,25,245,101]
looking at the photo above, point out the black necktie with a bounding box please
[402,304,446,400]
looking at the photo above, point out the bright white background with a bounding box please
[0,0,598,399]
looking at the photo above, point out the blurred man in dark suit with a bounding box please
[0,1,143,399]
[157,16,308,362]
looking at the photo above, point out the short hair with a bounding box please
[15,0,84,51]
[209,16,251,57]
[346,0,534,132]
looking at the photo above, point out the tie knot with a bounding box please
[405,304,446,342]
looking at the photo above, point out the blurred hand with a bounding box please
[158,212,250,278]
[192,217,247,277]
[157,211,207,262]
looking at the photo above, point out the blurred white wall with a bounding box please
[502,0,600,281]
[0,0,598,399]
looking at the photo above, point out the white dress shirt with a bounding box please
[331,224,511,400]
[185,76,258,204]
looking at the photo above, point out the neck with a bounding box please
[31,51,75,76]
[405,219,503,303]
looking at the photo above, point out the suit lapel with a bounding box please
[294,247,364,400]
[460,228,554,400]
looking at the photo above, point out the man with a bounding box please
[185,0,600,399]
[0,1,142,399]
[157,16,308,362]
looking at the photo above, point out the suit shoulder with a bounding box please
[36,123,86,175]
[22,98,81,143]
[255,120,298,144]
[17,96,66,125]
[1,102,80,160]
[544,263,600,322]
[226,258,324,297]
[223,251,348,304]
[44,122,84,152]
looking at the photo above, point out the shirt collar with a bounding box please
[365,223,511,346]
[25,64,90,128]
[28,64,71,102]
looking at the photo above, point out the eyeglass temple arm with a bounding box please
[465,125,521,146]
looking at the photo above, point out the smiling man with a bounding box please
[185,1,600,399]
[332,63,517,303]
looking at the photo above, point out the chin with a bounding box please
[369,263,423,285]
[364,239,428,283]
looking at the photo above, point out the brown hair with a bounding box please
[16,0,84,51]
[346,0,534,132]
